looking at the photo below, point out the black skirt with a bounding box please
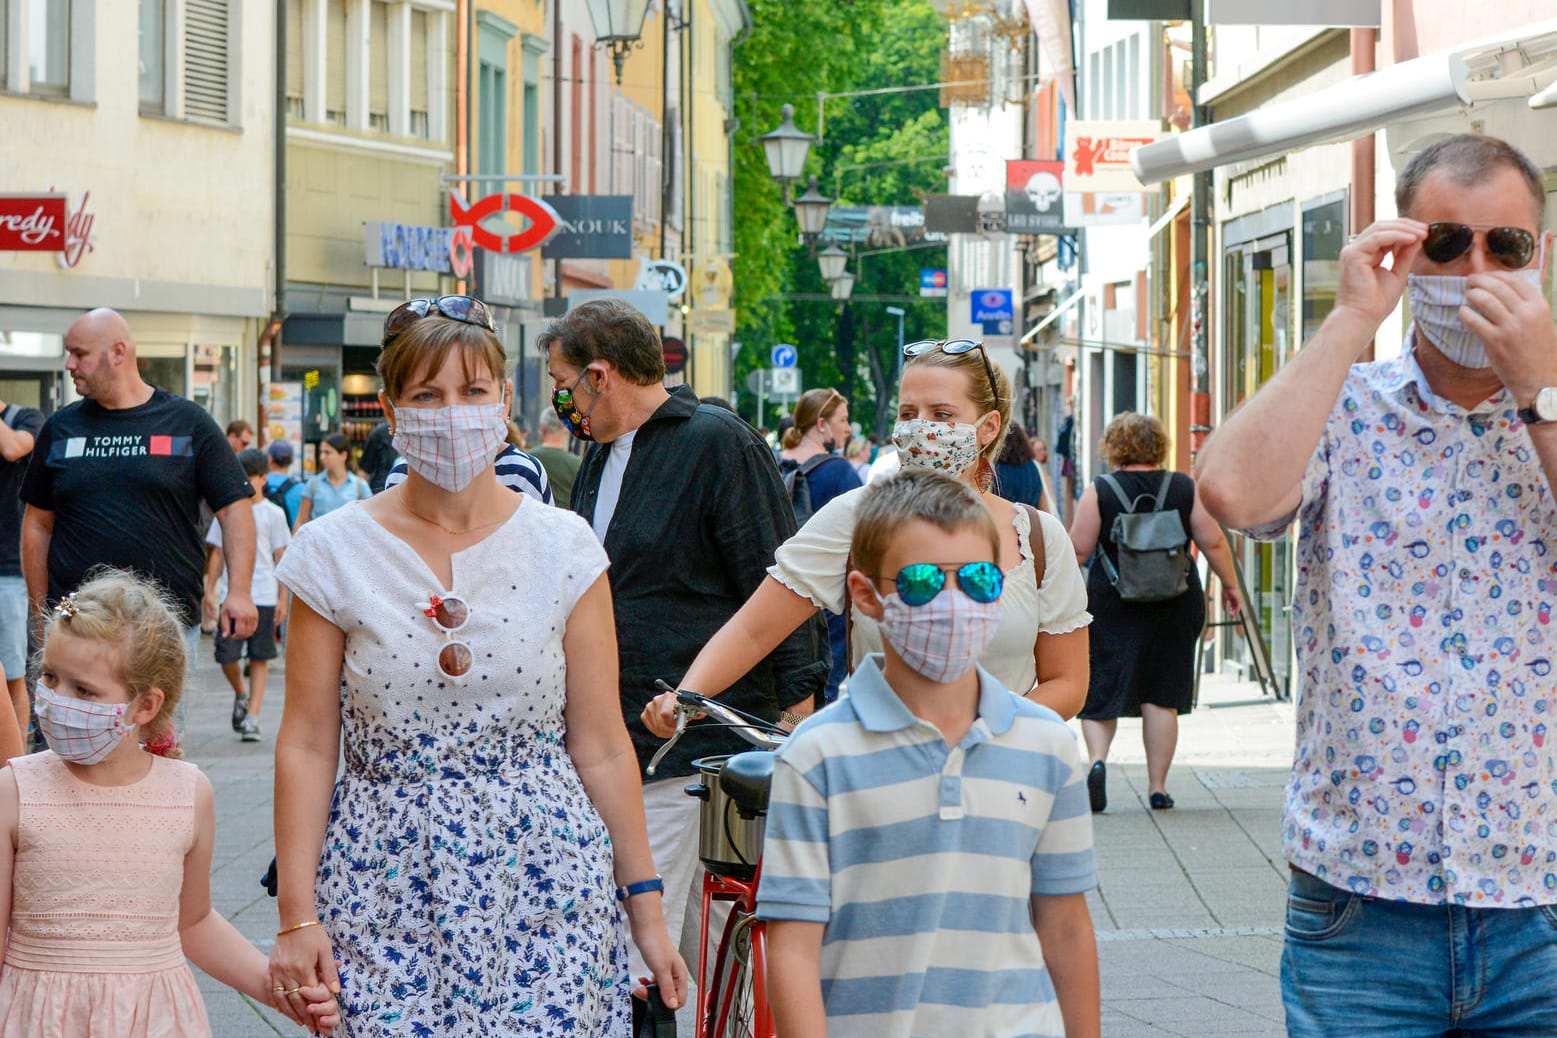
[1079,562,1206,719]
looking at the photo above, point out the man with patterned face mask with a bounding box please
[539,298,830,987]
[1198,134,1557,1035]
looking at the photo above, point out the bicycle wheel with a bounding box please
[705,907,760,1038]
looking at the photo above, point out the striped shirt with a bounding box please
[383,443,552,505]
[757,654,1095,1038]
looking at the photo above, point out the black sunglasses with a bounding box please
[381,295,497,347]
[1422,222,1536,270]
[902,338,1000,405]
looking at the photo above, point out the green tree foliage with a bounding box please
[732,0,950,436]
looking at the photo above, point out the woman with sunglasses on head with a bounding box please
[268,296,687,1036]
[642,338,1092,737]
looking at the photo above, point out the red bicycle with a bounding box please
[647,688,785,1038]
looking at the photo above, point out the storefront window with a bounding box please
[0,331,63,358]
[189,343,237,425]
[138,355,186,396]
[1302,197,1346,342]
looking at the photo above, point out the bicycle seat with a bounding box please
[721,751,776,818]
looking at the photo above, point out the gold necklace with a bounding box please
[400,500,509,536]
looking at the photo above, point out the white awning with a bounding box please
[1130,20,1557,184]
[1020,286,1084,345]
[1023,0,1075,113]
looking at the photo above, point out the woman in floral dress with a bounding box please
[266,297,686,1035]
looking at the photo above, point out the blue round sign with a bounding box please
[771,343,798,368]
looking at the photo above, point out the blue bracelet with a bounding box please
[615,875,665,901]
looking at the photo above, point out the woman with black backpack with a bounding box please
[777,388,862,700]
[1068,412,1241,814]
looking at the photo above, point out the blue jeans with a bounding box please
[1282,867,1557,1037]
[0,574,27,680]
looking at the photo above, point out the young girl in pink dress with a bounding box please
[0,571,340,1037]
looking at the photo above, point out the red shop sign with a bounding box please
[0,192,95,268]
[449,191,560,254]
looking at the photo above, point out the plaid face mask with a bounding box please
[35,681,138,765]
[391,402,509,493]
[870,584,1003,683]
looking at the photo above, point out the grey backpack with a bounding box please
[1097,472,1191,603]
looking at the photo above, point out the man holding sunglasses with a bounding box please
[1199,134,1557,1035]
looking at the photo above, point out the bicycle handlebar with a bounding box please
[645,682,786,776]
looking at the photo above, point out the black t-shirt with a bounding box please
[20,389,253,624]
[0,404,45,577]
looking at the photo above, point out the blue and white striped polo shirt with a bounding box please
[383,442,552,504]
[757,654,1095,1038]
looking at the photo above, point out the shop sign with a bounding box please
[476,251,532,307]
[688,309,736,336]
[365,221,459,274]
[820,206,948,248]
[972,289,1014,335]
[924,195,979,235]
[634,257,688,299]
[662,336,688,375]
[920,269,948,298]
[0,192,95,268]
[542,196,635,259]
[1062,192,1147,227]
[1064,121,1161,193]
[449,191,561,254]
[568,288,668,326]
[1005,160,1069,234]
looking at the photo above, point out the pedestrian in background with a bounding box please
[1198,133,1557,1036]
[0,571,339,1036]
[0,394,43,759]
[645,338,1092,736]
[205,448,290,743]
[356,419,397,494]
[777,387,863,702]
[994,422,1054,514]
[225,420,253,453]
[291,432,370,529]
[530,408,582,507]
[21,308,259,737]
[544,298,828,992]
[761,470,1099,1038]
[270,296,685,1033]
[1067,412,1240,813]
[263,441,305,528]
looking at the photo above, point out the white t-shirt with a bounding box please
[590,428,637,542]
[207,498,292,606]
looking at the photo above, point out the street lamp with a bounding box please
[792,175,832,242]
[830,269,856,302]
[759,103,814,203]
[817,242,848,283]
[586,0,651,85]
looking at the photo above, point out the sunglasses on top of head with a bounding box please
[868,561,1004,607]
[381,295,497,348]
[1421,222,1537,270]
[902,338,1000,407]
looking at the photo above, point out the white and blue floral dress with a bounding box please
[277,502,627,1036]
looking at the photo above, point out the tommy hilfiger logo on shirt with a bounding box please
[53,435,194,459]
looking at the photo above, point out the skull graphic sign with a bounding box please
[1005,159,1068,235]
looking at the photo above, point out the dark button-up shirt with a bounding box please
[573,386,830,777]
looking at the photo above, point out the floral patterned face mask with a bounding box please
[891,418,984,477]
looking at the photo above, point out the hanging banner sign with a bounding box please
[0,192,95,268]
[449,191,561,253]
[365,221,457,272]
[541,196,635,259]
[1006,160,1068,234]
[820,206,949,247]
[1062,192,1147,227]
[1064,121,1162,193]
[634,257,688,299]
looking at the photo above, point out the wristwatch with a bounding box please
[1518,386,1557,426]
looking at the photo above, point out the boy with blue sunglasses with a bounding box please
[758,468,1099,1037]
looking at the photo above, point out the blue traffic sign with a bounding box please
[771,343,798,368]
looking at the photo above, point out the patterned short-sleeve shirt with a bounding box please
[1249,335,1557,907]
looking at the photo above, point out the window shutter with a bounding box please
[409,9,428,135]
[285,0,303,109]
[326,0,347,122]
[185,0,230,122]
[368,0,388,129]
